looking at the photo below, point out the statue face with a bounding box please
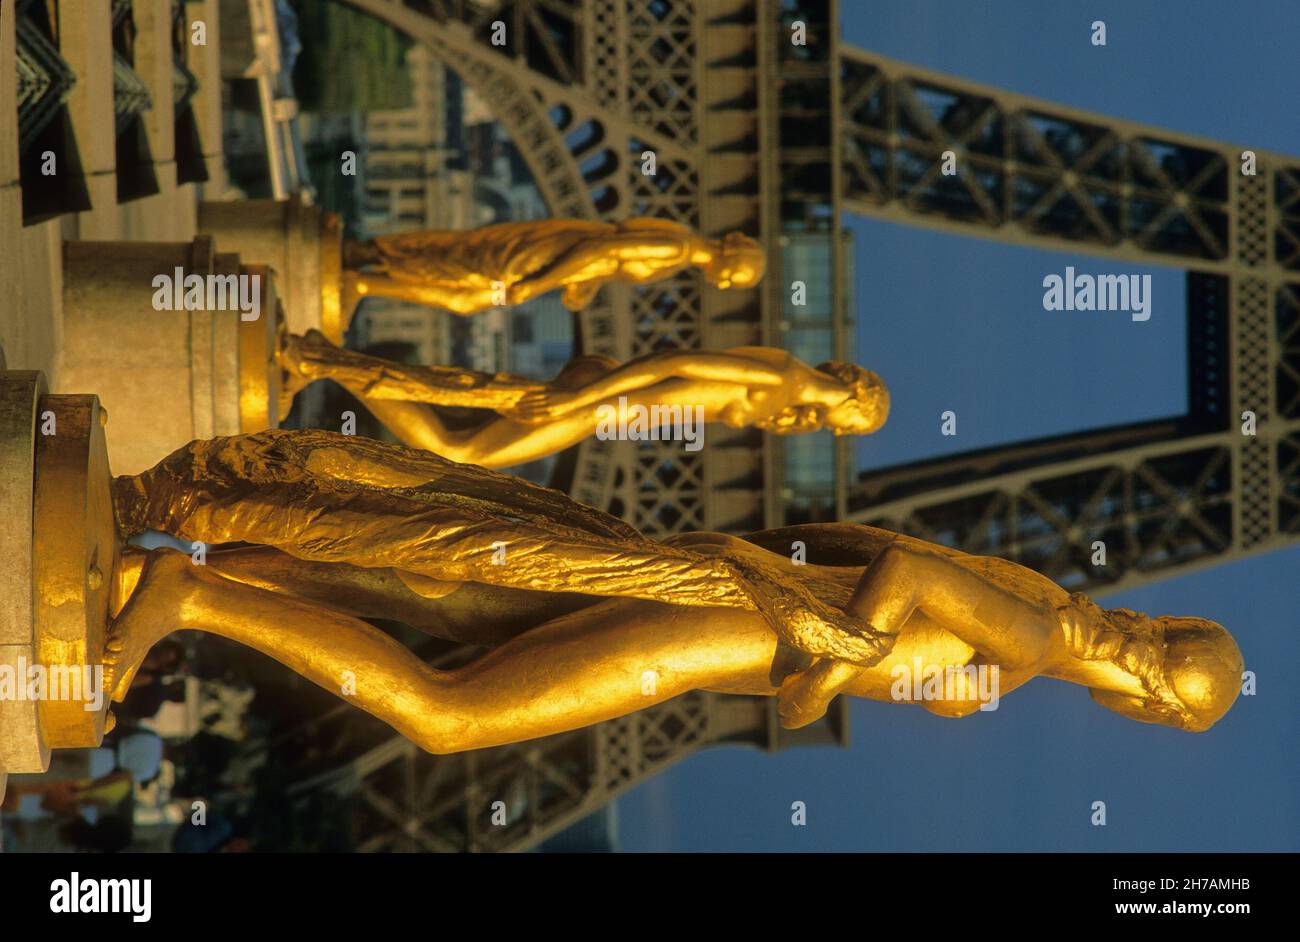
[706,259,759,290]
[826,394,889,435]
[1161,618,1243,731]
[706,235,766,289]
[823,369,890,436]
[1091,617,1243,731]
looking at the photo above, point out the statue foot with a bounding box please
[104,549,196,702]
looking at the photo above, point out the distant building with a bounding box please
[361,43,446,233]
[780,231,856,522]
[354,44,471,368]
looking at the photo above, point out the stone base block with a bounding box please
[0,370,116,799]
[198,195,344,343]
[60,237,283,475]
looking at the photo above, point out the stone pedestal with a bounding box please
[60,237,283,475]
[198,194,344,343]
[0,371,116,803]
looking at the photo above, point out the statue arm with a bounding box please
[778,543,1061,726]
[516,350,789,420]
[845,545,1058,666]
[283,330,542,410]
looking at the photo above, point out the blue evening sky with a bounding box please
[616,0,1299,852]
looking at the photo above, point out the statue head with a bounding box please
[703,233,766,290]
[1090,615,1243,732]
[815,362,890,435]
[752,364,889,436]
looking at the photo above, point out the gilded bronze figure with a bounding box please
[340,218,766,318]
[278,329,888,467]
[102,431,1244,753]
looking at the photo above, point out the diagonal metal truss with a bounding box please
[840,48,1257,270]
[833,46,1300,598]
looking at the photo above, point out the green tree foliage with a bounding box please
[291,0,414,112]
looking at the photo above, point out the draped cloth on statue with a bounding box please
[367,220,635,288]
[111,430,891,665]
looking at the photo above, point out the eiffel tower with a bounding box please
[319,0,1299,851]
[8,0,1293,851]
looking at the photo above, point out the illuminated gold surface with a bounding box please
[33,393,115,748]
[340,218,765,317]
[102,431,1243,752]
[279,330,887,467]
[0,371,49,775]
[318,212,345,343]
[0,375,113,784]
[237,265,284,432]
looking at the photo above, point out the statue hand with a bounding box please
[279,329,336,407]
[777,658,864,729]
[276,332,314,415]
[561,281,601,311]
[511,389,582,423]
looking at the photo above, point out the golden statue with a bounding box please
[278,329,888,467]
[101,430,1245,753]
[340,218,766,318]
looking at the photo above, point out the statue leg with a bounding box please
[195,544,594,647]
[332,389,466,458]
[108,549,779,754]
[345,271,496,316]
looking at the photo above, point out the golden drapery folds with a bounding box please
[111,430,894,666]
[102,430,1244,750]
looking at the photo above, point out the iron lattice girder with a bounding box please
[838,44,1300,585]
[837,47,1300,273]
[849,421,1300,597]
[350,0,716,540]
[338,690,718,852]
